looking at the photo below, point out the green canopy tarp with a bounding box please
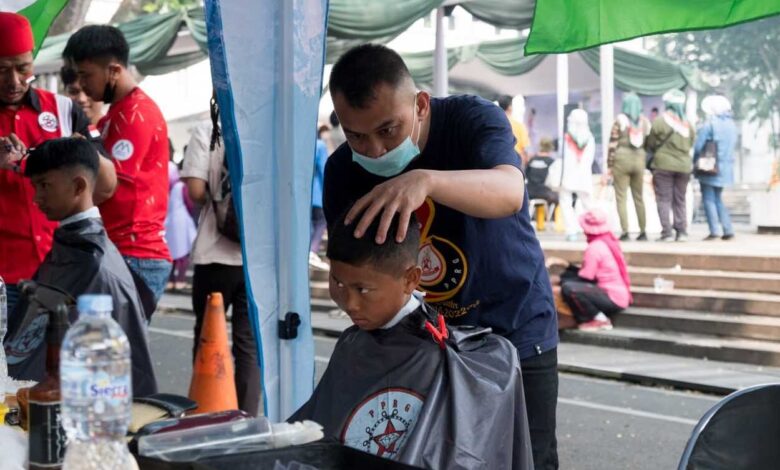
[34,1,701,95]
[403,37,702,96]
[526,0,780,54]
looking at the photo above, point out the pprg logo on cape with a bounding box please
[341,388,424,458]
[415,198,468,304]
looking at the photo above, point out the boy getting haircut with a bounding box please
[327,210,420,275]
[24,136,99,180]
[290,208,533,469]
[325,211,422,332]
[6,138,158,396]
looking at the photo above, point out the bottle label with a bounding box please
[28,400,66,467]
[61,363,132,417]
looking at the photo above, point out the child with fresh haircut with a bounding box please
[5,137,157,396]
[291,211,533,469]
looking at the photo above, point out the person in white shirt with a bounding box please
[559,109,596,241]
[180,97,261,416]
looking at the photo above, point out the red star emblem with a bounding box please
[372,419,405,457]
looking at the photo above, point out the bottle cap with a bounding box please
[77,294,113,314]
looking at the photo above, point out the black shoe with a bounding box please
[619,233,630,242]
[676,232,689,242]
[703,234,719,241]
[636,232,648,241]
[657,235,674,243]
[722,233,735,241]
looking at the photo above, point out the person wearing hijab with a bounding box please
[646,89,696,242]
[560,108,596,241]
[608,92,651,241]
[695,95,737,241]
[560,209,632,331]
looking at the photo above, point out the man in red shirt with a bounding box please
[0,12,116,312]
[63,25,172,305]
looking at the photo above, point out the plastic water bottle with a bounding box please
[0,276,7,401]
[0,276,7,379]
[60,295,133,469]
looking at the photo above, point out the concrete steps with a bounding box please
[628,266,780,295]
[545,241,780,366]
[615,307,780,342]
[630,286,780,317]
[544,247,780,274]
[561,327,780,367]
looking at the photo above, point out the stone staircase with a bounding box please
[691,184,757,225]
[544,244,780,366]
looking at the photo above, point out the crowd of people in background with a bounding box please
[496,89,737,245]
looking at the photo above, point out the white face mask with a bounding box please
[350,94,421,178]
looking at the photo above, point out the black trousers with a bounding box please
[192,263,262,416]
[521,347,559,470]
[561,280,622,323]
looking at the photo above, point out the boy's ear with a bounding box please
[403,265,422,295]
[73,174,90,196]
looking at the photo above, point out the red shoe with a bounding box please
[577,318,613,331]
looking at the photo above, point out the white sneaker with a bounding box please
[309,252,330,270]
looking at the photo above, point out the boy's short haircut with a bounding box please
[24,137,99,181]
[62,25,130,66]
[329,44,413,110]
[327,210,420,276]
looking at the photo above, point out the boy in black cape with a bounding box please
[5,137,157,396]
[290,211,533,469]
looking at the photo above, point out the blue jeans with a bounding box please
[124,256,173,305]
[700,184,733,237]
[6,283,20,315]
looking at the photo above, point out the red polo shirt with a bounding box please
[0,89,86,284]
[98,87,171,261]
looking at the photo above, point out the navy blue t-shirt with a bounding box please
[323,95,558,359]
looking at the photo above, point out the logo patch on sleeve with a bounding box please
[111,139,134,161]
[38,112,59,133]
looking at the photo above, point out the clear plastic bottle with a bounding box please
[60,294,133,469]
[0,275,7,380]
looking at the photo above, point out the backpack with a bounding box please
[209,145,241,243]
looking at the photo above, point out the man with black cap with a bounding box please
[0,12,116,313]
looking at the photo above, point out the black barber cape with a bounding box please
[290,304,533,470]
[5,217,158,396]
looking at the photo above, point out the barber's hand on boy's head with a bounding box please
[346,169,431,244]
[0,134,26,169]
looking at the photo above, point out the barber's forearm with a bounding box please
[94,156,117,204]
[424,165,525,218]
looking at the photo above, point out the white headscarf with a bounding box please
[567,108,593,148]
[701,95,731,117]
[511,94,526,122]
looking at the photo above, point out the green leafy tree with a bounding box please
[656,15,780,184]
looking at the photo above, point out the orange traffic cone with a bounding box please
[188,293,238,413]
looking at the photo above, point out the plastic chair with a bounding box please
[529,199,549,230]
[677,383,780,470]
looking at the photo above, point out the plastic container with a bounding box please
[138,417,324,462]
[135,441,423,470]
[653,276,675,293]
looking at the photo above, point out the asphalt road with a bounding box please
[148,310,720,470]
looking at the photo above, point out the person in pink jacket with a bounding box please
[560,208,632,331]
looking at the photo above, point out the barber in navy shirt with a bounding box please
[323,44,559,469]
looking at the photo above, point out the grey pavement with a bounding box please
[157,293,780,395]
[148,310,720,470]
